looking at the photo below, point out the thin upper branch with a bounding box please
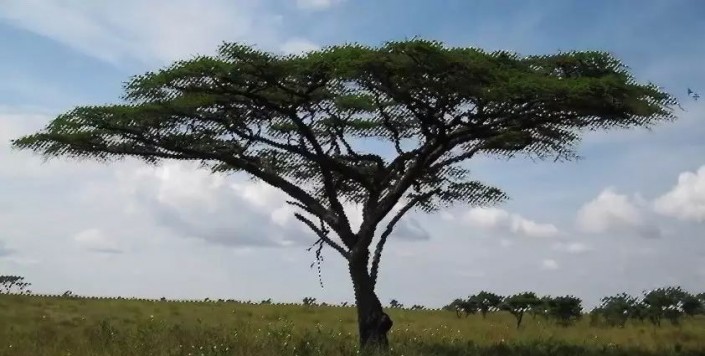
[294,213,350,259]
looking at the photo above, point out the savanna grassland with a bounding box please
[1,294,704,356]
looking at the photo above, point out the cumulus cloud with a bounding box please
[463,207,509,230]
[116,162,311,248]
[112,161,428,249]
[461,207,559,238]
[73,229,123,254]
[653,165,705,222]
[576,187,662,238]
[0,0,285,65]
[296,0,344,10]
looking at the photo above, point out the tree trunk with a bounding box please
[516,312,524,328]
[349,257,393,352]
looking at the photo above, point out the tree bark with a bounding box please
[349,256,393,352]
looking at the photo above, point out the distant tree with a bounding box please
[680,293,704,316]
[642,287,688,326]
[598,293,638,327]
[410,304,425,310]
[0,275,31,294]
[260,298,273,305]
[11,39,677,351]
[529,296,551,320]
[303,297,317,306]
[500,292,541,328]
[469,291,503,318]
[62,290,74,298]
[443,298,478,318]
[546,295,582,326]
[630,301,649,323]
[696,293,705,314]
[389,299,404,308]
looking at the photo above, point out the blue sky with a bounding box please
[0,0,704,308]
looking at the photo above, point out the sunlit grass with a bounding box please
[1,294,703,355]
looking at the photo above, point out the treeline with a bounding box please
[6,275,704,328]
[437,287,705,328]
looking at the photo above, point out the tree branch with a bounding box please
[369,189,439,288]
[294,213,350,259]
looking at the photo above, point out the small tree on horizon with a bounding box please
[469,291,503,318]
[642,287,694,326]
[546,295,583,326]
[389,299,404,308]
[0,275,31,295]
[500,292,541,328]
[11,39,676,351]
[598,293,639,327]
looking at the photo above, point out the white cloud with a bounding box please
[0,0,285,66]
[296,0,344,10]
[462,207,559,238]
[115,162,310,248]
[576,187,664,238]
[463,207,510,229]
[541,259,559,270]
[510,217,559,238]
[112,161,429,249]
[280,38,320,55]
[73,228,123,253]
[576,188,643,233]
[653,165,705,222]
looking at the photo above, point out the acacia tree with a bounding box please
[546,295,583,326]
[500,292,541,328]
[11,40,675,350]
[469,291,503,318]
[642,287,690,326]
[443,297,477,318]
[598,293,639,327]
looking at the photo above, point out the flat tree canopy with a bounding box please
[11,39,676,350]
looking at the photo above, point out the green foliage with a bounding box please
[12,39,676,217]
[546,296,583,327]
[597,293,639,327]
[680,294,704,317]
[469,291,503,318]
[642,287,690,326]
[443,298,478,318]
[500,292,541,328]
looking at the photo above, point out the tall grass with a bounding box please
[1,294,703,355]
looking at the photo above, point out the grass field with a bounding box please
[1,294,704,356]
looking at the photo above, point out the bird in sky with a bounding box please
[687,88,700,101]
